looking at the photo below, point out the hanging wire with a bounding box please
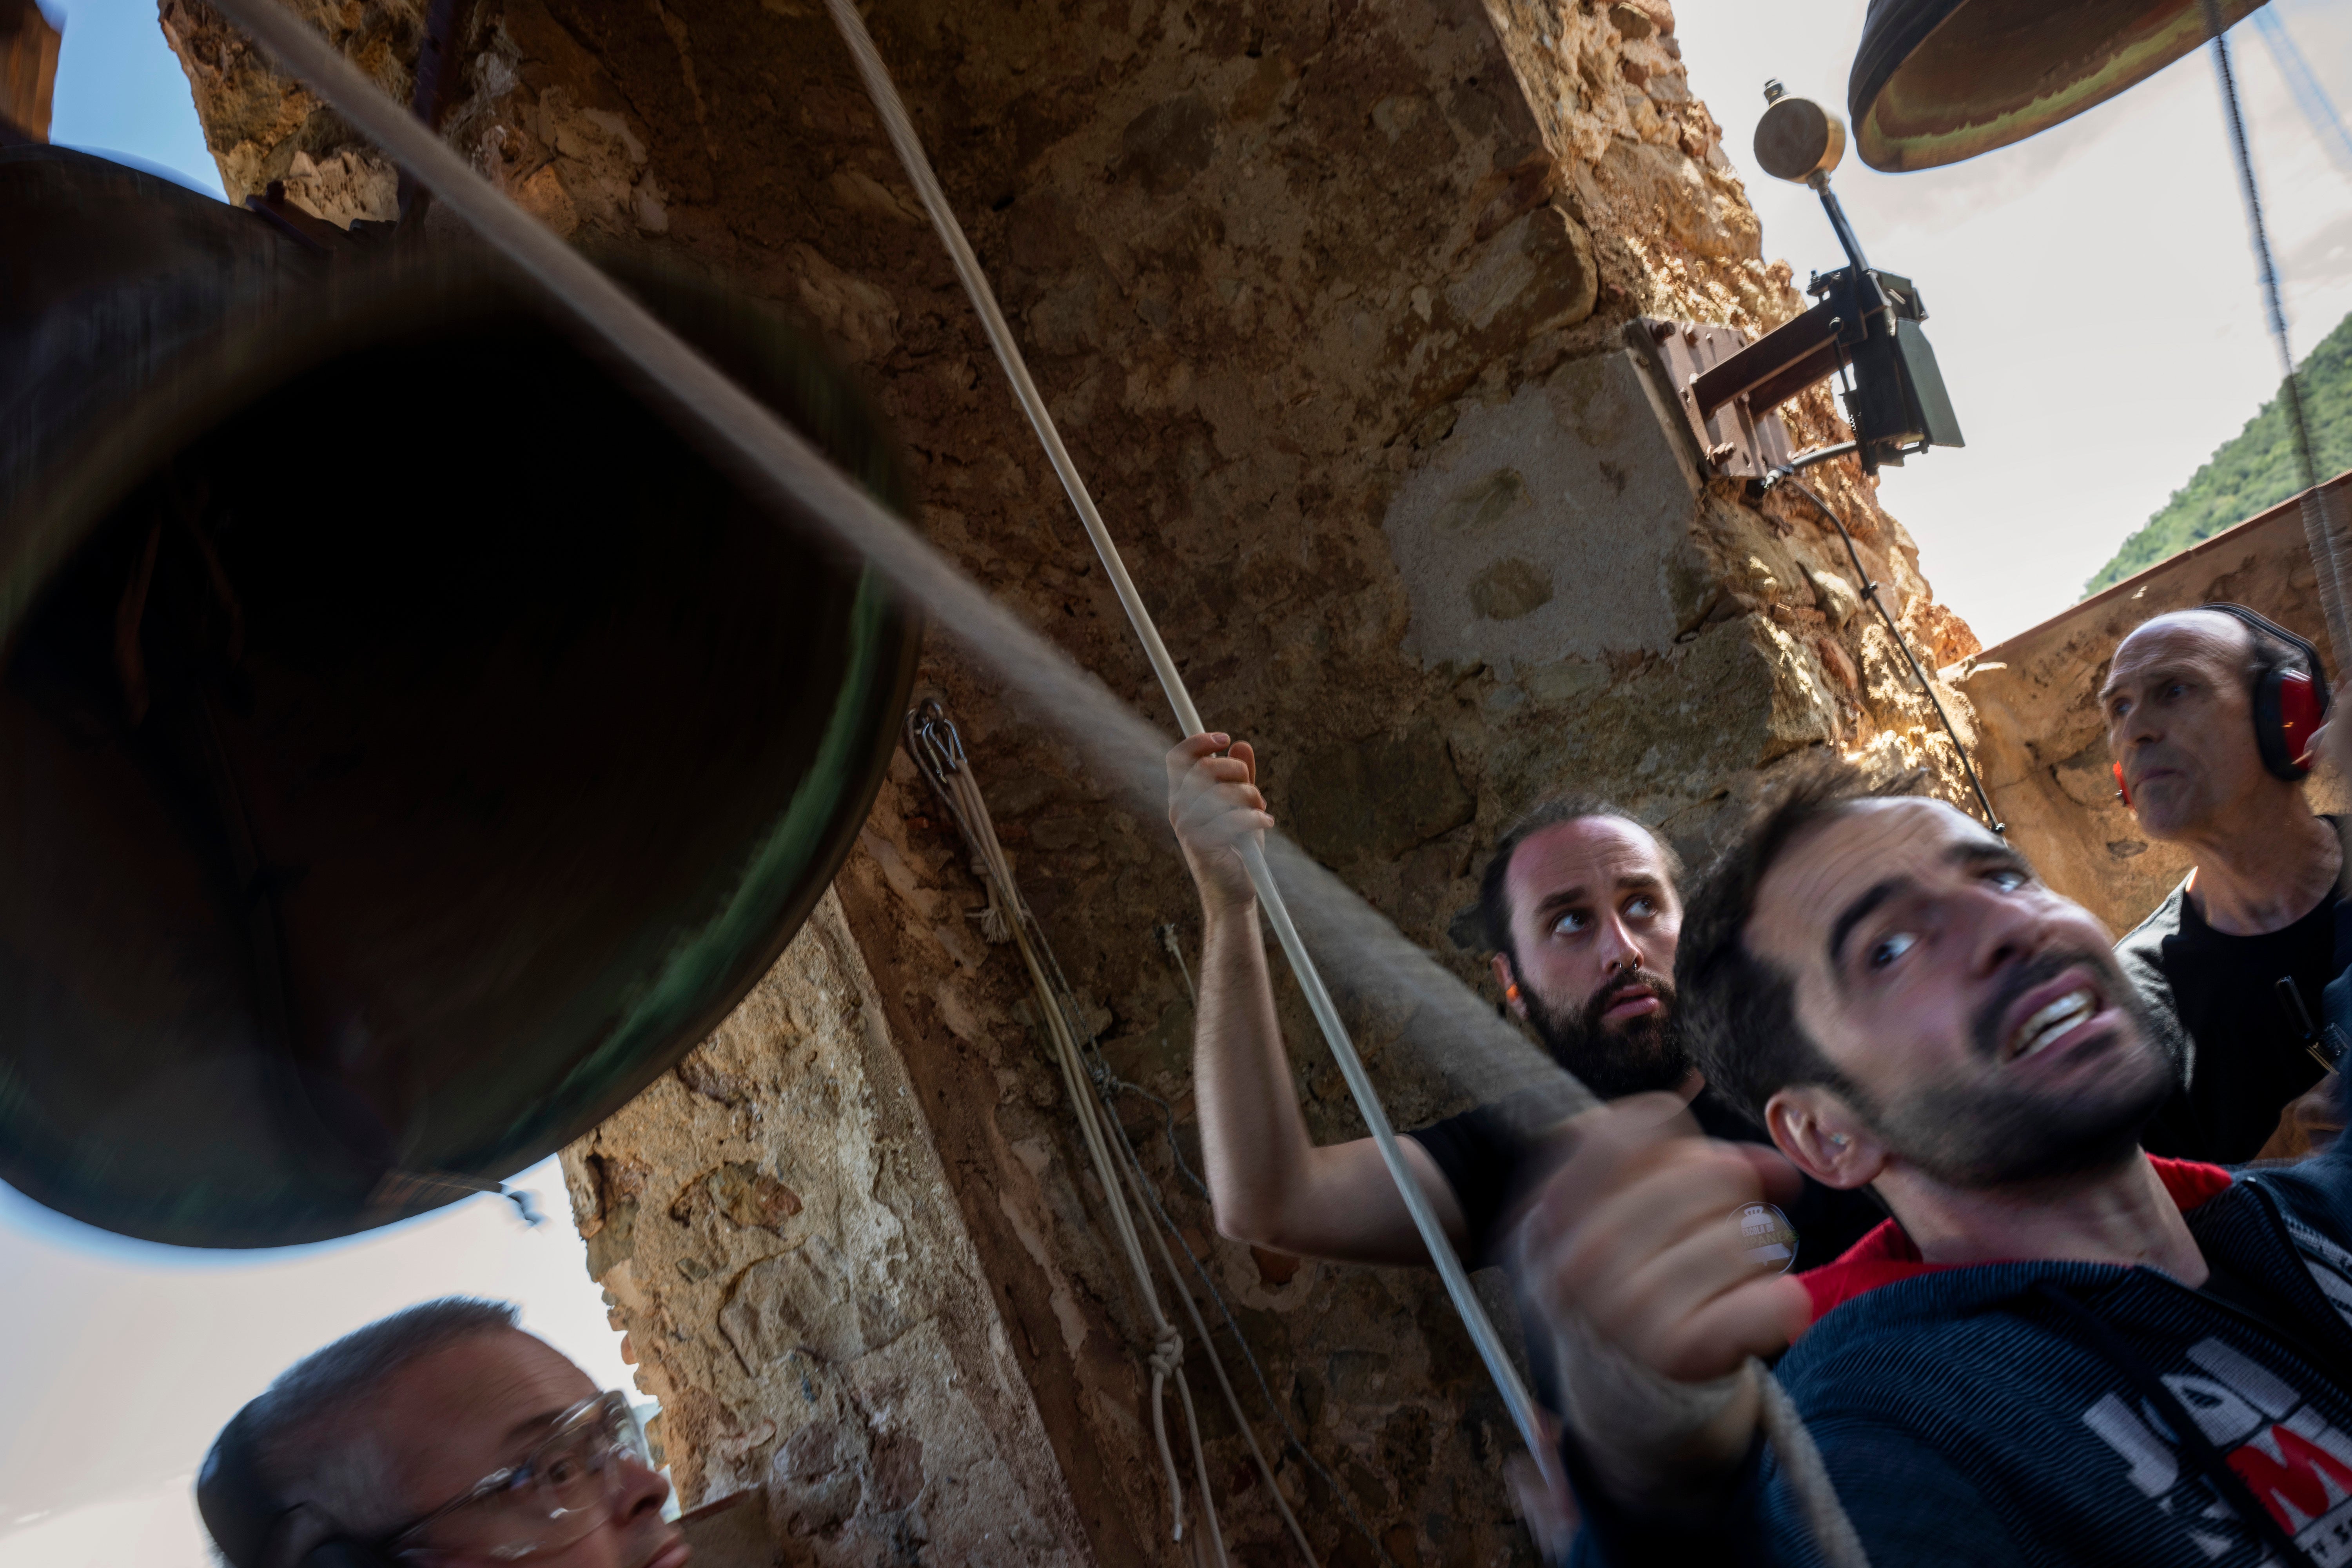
[814,0,1561,1475]
[2203,0,2352,664]
[2249,9,2352,180]
[1084,1041,1402,1568]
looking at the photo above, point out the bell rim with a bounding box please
[0,241,924,1247]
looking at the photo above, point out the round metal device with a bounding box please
[0,147,921,1246]
[1755,89,1848,184]
[1849,0,2268,172]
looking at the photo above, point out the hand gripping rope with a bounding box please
[822,10,1866,1563]
[812,0,1542,1464]
[907,702,1330,1565]
[196,0,1868,1559]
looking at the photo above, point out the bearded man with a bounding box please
[1163,733,1881,1275]
[1514,766,2352,1567]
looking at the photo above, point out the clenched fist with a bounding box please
[1511,1094,1815,1509]
[1166,733,1272,916]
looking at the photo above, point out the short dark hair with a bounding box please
[1675,762,1918,1126]
[245,1298,522,1536]
[1478,796,1684,964]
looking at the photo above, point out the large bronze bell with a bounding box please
[1850,0,2268,171]
[0,147,919,1247]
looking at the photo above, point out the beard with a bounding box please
[1848,948,2177,1190]
[1523,968,1694,1101]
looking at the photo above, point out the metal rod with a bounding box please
[1780,441,1859,475]
[1808,176,1888,319]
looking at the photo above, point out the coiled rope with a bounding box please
[812,0,1547,1466]
[907,702,1323,1564]
[200,0,1866,1559]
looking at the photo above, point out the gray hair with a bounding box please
[250,1297,522,1539]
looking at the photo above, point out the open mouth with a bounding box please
[2001,976,2105,1065]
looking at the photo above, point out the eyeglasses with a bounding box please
[383,1390,653,1562]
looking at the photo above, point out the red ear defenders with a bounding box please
[2113,603,2329,808]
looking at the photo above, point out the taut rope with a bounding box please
[198,0,1866,1557]
[908,703,1323,1564]
[2204,0,2352,664]
[814,0,1544,1459]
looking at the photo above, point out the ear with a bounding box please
[1491,953,1528,1019]
[1763,1085,1886,1190]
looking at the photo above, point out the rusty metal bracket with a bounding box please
[1624,316,1797,481]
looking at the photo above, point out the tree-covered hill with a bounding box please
[2085,308,2352,594]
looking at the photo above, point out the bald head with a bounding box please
[2111,608,2260,673]
[2102,608,2295,843]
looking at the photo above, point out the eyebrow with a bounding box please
[1824,839,2026,972]
[2099,660,2200,706]
[1826,876,1906,974]
[1532,873,1664,922]
[502,1403,577,1448]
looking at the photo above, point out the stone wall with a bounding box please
[1956,473,2352,937]
[164,1,1986,1562]
[568,889,1090,1563]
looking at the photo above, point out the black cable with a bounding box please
[2205,0,2321,501]
[1775,474,2005,836]
[2204,0,2351,653]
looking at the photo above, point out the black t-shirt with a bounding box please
[1404,1086,1886,1273]
[2122,871,2336,1166]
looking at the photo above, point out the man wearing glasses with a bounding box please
[196,1297,687,1568]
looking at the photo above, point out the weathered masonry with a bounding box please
[165,0,1986,1560]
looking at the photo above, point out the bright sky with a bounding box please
[1677,0,2352,648]
[11,2,2352,1564]
[12,9,631,1567]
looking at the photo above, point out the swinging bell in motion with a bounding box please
[1848,0,2269,171]
[0,146,919,1247]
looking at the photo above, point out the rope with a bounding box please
[1755,1362,1870,1568]
[909,704,1297,1564]
[816,0,1545,1462]
[1087,1047,1401,1567]
[2204,0,2352,665]
[202,0,1866,1555]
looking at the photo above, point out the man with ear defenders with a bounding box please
[2103,604,2344,1164]
[196,1297,688,1568]
[1162,734,1882,1272]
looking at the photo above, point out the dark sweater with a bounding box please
[1561,1115,2352,1567]
[2122,869,2336,1165]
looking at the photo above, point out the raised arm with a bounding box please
[1167,733,1466,1265]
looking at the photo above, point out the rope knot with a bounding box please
[1151,1328,1183,1376]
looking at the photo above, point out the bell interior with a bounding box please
[0,267,915,1246]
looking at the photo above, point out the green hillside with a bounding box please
[2085,309,2352,594]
